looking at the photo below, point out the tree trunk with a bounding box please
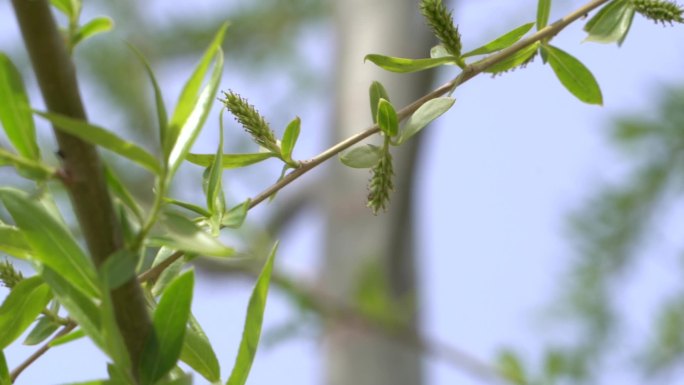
[322,1,436,384]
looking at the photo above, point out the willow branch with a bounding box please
[10,321,77,383]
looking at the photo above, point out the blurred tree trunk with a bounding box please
[322,1,437,384]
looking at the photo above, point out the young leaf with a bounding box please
[0,276,52,349]
[23,316,61,346]
[584,0,635,45]
[0,188,100,298]
[48,329,86,347]
[72,16,114,47]
[364,54,457,73]
[128,44,168,146]
[163,197,212,217]
[369,81,390,123]
[376,99,398,137]
[484,41,539,74]
[49,0,79,20]
[280,117,301,164]
[462,22,535,58]
[140,270,194,385]
[396,97,455,145]
[543,45,603,105]
[221,200,250,229]
[34,111,161,175]
[180,326,221,383]
[0,148,55,181]
[0,350,9,385]
[206,114,225,217]
[226,243,277,385]
[104,165,144,221]
[537,0,552,30]
[165,23,228,174]
[147,211,235,257]
[339,144,383,169]
[186,152,275,168]
[0,222,31,259]
[0,54,40,160]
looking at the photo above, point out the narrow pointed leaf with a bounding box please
[48,329,86,347]
[49,0,77,19]
[280,117,300,163]
[104,165,144,221]
[583,0,635,45]
[148,212,235,257]
[180,326,221,383]
[163,197,211,217]
[369,81,390,123]
[0,148,55,180]
[221,200,250,229]
[72,17,114,47]
[0,276,52,349]
[463,22,535,58]
[364,54,457,73]
[0,54,39,160]
[186,152,274,168]
[543,45,603,105]
[339,144,382,169]
[376,99,398,137]
[0,188,100,298]
[23,316,61,346]
[206,114,225,215]
[226,243,277,385]
[0,222,31,259]
[165,23,228,162]
[537,0,552,30]
[484,42,539,74]
[140,270,194,385]
[34,111,161,174]
[0,350,8,385]
[128,44,168,146]
[396,97,455,145]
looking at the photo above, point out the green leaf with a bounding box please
[369,81,390,123]
[180,327,221,383]
[165,23,228,173]
[140,270,194,385]
[0,147,55,181]
[339,144,382,169]
[48,328,86,347]
[543,45,603,105]
[0,188,100,298]
[0,350,9,385]
[128,44,168,146]
[0,54,39,160]
[186,152,275,168]
[104,165,144,221]
[396,97,455,145]
[376,99,398,137]
[23,316,60,346]
[49,0,79,20]
[0,222,31,259]
[462,22,535,58]
[148,211,235,257]
[537,0,552,30]
[98,250,138,290]
[484,41,539,74]
[154,373,192,385]
[280,117,300,164]
[221,200,250,229]
[583,0,635,45]
[34,111,161,175]
[206,114,225,217]
[163,197,211,217]
[72,17,114,47]
[150,248,185,297]
[226,243,277,385]
[0,276,52,349]
[364,54,457,73]
[497,350,527,385]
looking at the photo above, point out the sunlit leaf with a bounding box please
[484,41,539,74]
[180,326,221,383]
[376,99,398,137]
[128,44,168,147]
[543,45,603,105]
[396,97,455,145]
[463,22,535,58]
[49,0,80,20]
[34,111,161,175]
[280,117,300,164]
[369,81,390,123]
[140,270,194,385]
[584,0,635,45]
[364,54,457,73]
[0,276,52,349]
[226,243,277,385]
[148,211,235,257]
[0,350,9,385]
[537,0,552,30]
[72,17,114,47]
[0,54,39,160]
[339,144,382,169]
[186,152,275,168]
[24,316,60,346]
[0,222,31,259]
[0,188,100,298]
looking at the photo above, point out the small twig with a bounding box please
[137,251,184,285]
[10,321,77,383]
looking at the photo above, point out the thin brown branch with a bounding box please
[10,321,77,383]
